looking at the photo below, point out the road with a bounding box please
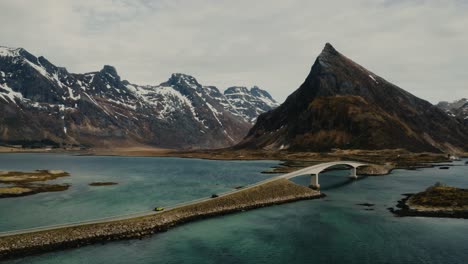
[0,160,367,238]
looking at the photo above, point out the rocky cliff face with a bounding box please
[236,43,468,153]
[0,46,277,149]
[437,99,468,124]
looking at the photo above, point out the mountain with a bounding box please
[0,46,277,149]
[224,86,279,123]
[437,99,468,124]
[236,43,468,153]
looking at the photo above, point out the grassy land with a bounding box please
[0,170,70,198]
[0,170,69,183]
[408,185,468,210]
[0,184,70,198]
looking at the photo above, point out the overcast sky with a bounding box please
[0,0,467,103]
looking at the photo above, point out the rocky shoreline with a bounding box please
[88,182,118,186]
[0,179,323,260]
[389,194,468,219]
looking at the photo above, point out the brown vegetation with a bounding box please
[408,185,468,210]
[0,170,69,183]
[0,170,70,198]
[0,184,70,198]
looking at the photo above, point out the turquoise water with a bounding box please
[1,154,468,264]
[0,154,278,231]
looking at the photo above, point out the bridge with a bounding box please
[0,161,369,240]
[278,161,369,189]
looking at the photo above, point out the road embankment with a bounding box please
[0,179,322,260]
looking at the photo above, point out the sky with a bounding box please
[0,0,467,103]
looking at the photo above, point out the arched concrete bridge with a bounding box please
[277,161,369,189]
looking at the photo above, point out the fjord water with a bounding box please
[0,154,277,231]
[1,154,468,264]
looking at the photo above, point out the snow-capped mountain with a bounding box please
[437,98,468,124]
[0,46,277,149]
[224,86,279,123]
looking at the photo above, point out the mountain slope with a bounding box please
[224,86,279,123]
[236,43,468,153]
[437,99,468,124]
[0,46,277,149]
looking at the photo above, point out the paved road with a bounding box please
[0,160,368,238]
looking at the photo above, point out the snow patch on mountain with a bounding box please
[0,46,22,57]
[0,45,279,148]
[224,86,279,123]
[0,82,23,103]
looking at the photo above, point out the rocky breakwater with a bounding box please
[0,178,322,260]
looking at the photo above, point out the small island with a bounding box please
[89,182,118,186]
[0,170,69,183]
[391,183,468,219]
[0,170,70,198]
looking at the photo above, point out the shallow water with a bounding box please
[0,154,277,231]
[1,154,468,264]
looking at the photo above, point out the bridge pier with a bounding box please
[349,167,358,179]
[309,173,320,190]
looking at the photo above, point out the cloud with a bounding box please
[0,0,467,103]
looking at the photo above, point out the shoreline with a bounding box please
[0,179,323,260]
[1,147,456,177]
[389,194,468,219]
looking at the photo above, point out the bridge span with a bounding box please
[278,161,369,189]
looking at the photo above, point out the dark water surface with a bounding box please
[1,154,467,264]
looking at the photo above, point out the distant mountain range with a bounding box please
[237,43,468,153]
[0,46,278,149]
[437,99,468,124]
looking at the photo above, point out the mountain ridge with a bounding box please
[0,45,278,149]
[437,98,468,124]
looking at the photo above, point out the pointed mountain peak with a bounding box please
[315,43,343,70]
[166,73,201,89]
[100,65,118,76]
[250,86,275,101]
[322,43,338,55]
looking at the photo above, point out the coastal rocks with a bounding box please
[357,203,375,211]
[357,203,374,207]
[389,185,468,219]
[88,182,118,186]
[0,179,322,260]
[356,164,392,176]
